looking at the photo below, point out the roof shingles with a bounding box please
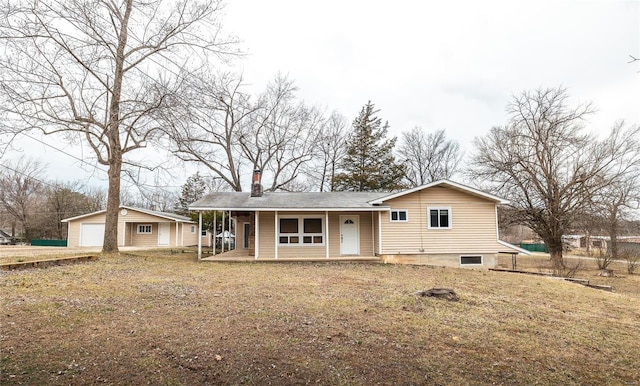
[189,192,388,210]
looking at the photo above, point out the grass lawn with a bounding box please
[1,250,639,385]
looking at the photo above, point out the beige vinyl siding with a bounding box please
[257,211,276,258]
[182,223,199,246]
[380,187,503,254]
[131,223,159,247]
[66,212,105,247]
[257,211,374,258]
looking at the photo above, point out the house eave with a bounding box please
[188,206,391,212]
[61,206,194,223]
[368,179,509,205]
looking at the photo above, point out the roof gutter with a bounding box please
[188,206,391,212]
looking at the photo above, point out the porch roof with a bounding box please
[189,191,390,211]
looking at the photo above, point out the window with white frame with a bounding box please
[428,207,451,229]
[190,225,196,233]
[390,210,408,222]
[137,224,152,234]
[460,255,483,265]
[278,217,324,245]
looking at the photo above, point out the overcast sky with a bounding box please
[10,0,640,189]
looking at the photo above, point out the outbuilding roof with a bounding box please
[61,206,194,223]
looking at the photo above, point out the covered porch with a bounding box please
[195,209,384,261]
[201,247,381,262]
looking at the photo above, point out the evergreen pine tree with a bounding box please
[332,101,406,191]
[176,172,207,216]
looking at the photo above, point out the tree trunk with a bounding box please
[549,247,565,274]
[103,155,122,253]
[609,215,619,260]
[101,0,130,253]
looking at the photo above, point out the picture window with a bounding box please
[279,217,324,245]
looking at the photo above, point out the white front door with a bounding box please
[158,223,170,246]
[340,215,359,255]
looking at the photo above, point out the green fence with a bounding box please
[519,243,548,253]
[30,239,68,247]
[619,242,640,253]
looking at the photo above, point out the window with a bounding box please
[201,230,207,236]
[428,207,451,229]
[279,217,324,245]
[390,210,408,222]
[137,224,152,234]
[190,225,196,233]
[460,255,483,265]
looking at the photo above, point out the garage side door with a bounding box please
[80,223,105,247]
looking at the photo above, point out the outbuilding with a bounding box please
[62,206,210,248]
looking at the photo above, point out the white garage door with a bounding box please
[80,223,105,247]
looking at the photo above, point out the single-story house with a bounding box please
[189,173,527,268]
[62,206,211,248]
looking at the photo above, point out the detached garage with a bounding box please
[62,206,210,248]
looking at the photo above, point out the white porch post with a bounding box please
[378,211,382,255]
[213,210,217,256]
[221,210,225,253]
[274,211,278,259]
[255,211,260,260]
[197,212,202,260]
[371,212,375,255]
[228,210,232,250]
[325,211,329,259]
[175,222,179,247]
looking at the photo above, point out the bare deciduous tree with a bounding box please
[167,73,320,192]
[304,112,348,192]
[166,72,254,191]
[37,181,97,239]
[590,122,640,267]
[0,0,236,252]
[237,75,321,192]
[471,87,640,274]
[397,127,462,187]
[0,156,45,241]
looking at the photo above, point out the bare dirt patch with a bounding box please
[1,250,639,385]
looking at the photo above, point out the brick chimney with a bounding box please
[250,169,263,197]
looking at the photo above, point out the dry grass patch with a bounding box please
[1,251,639,385]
